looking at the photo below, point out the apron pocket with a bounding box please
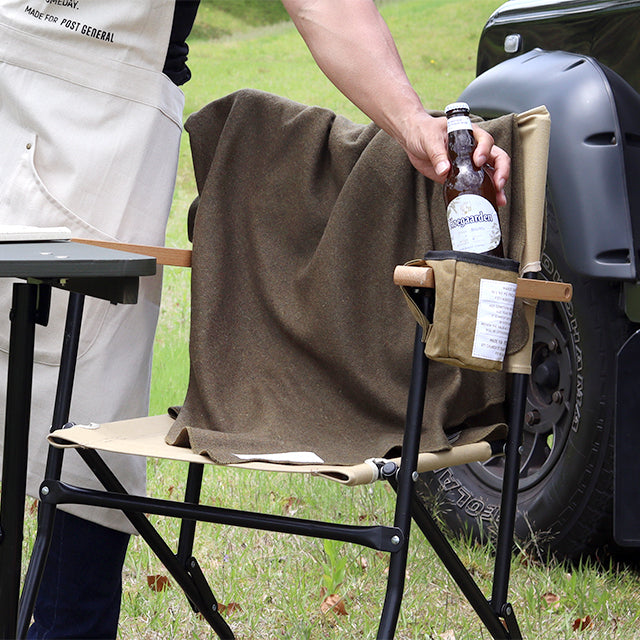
[0,134,117,365]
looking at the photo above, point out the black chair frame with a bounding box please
[17,279,526,639]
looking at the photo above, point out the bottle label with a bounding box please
[446,114,473,133]
[446,194,501,253]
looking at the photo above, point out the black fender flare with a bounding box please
[460,49,640,281]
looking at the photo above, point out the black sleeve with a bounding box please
[163,0,201,86]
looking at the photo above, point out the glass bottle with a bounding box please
[443,102,503,257]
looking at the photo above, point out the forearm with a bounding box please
[281,0,428,147]
[282,0,510,194]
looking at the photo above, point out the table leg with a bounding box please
[17,292,85,638]
[0,283,41,639]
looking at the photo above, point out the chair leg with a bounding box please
[378,291,431,639]
[379,284,524,639]
[489,373,528,639]
[17,469,60,639]
[72,447,235,640]
[402,377,527,639]
[177,462,206,615]
[403,380,528,639]
[177,463,205,565]
[405,485,511,639]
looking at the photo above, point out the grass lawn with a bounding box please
[22,1,640,638]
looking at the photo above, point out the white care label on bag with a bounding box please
[472,278,517,362]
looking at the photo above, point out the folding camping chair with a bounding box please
[18,106,567,639]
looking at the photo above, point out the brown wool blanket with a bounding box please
[165,88,526,465]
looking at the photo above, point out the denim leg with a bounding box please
[27,510,130,640]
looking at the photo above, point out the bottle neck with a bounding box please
[447,110,476,167]
[446,112,472,134]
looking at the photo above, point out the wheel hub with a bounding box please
[468,300,576,492]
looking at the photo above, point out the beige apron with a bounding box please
[0,0,184,532]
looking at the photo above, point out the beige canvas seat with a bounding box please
[20,103,565,639]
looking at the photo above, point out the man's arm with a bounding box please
[282,0,509,203]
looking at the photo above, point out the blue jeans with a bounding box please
[28,510,130,640]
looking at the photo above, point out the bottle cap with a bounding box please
[445,102,470,115]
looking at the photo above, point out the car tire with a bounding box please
[416,206,632,560]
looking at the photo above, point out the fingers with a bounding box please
[406,150,448,183]
[472,126,510,206]
[489,145,510,206]
[402,114,449,182]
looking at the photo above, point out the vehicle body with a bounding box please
[418,0,640,558]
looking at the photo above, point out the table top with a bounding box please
[0,241,156,279]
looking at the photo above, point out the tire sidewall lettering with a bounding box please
[543,251,584,434]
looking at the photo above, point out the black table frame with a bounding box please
[0,241,155,639]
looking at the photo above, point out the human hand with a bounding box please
[401,113,511,207]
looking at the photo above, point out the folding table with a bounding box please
[0,240,155,639]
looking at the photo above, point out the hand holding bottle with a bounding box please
[400,109,509,207]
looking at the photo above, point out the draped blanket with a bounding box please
[165,88,525,465]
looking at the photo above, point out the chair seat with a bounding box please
[48,415,495,486]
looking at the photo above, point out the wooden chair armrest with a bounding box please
[71,238,192,267]
[72,240,571,302]
[393,265,572,302]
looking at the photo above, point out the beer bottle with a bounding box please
[443,102,503,257]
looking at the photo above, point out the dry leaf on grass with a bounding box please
[572,615,594,631]
[321,593,348,616]
[541,592,560,610]
[439,630,457,640]
[281,495,302,515]
[219,602,243,615]
[146,575,171,592]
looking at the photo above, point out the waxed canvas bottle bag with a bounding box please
[405,251,519,372]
